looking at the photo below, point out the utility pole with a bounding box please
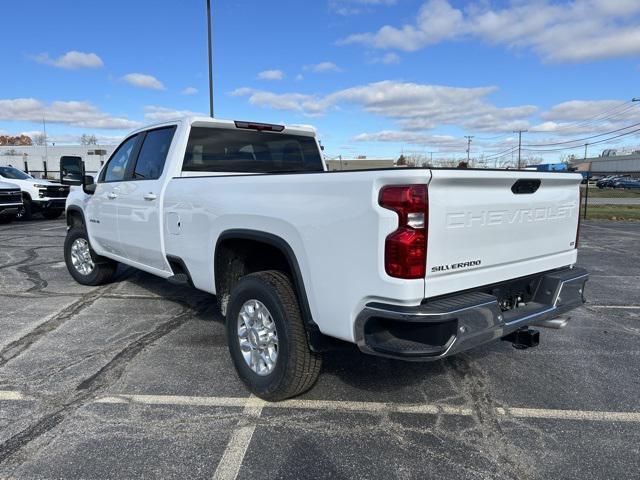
[583,143,589,220]
[464,136,473,163]
[513,129,527,169]
[206,0,214,117]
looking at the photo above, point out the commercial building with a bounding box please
[572,152,640,175]
[0,145,116,178]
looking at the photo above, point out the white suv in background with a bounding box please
[0,166,70,220]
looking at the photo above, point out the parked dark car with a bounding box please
[612,179,640,189]
[597,175,631,188]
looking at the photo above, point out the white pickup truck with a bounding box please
[0,180,23,223]
[63,117,588,400]
[0,166,70,220]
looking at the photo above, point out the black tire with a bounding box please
[16,197,32,221]
[0,215,15,224]
[64,226,118,286]
[226,270,321,401]
[42,209,63,220]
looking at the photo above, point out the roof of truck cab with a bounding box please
[132,116,318,138]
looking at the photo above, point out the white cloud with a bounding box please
[306,62,342,73]
[529,99,640,136]
[230,79,640,152]
[257,69,285,80]
[339,0,640,62]
[353,130,466,149]
[340,0,462,51]
[0,98,140,129]
[230,88,327,116]
[295,74,304,81]
[181,86,198,95]
[231,80,537,131]
[32,51,104,69]
[143,106,205,122]
[122,73,165,90]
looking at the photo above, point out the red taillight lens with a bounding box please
[379,185,428,279]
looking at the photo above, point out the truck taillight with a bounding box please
[379,185,428,279]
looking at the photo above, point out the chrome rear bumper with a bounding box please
[355,267,588,361]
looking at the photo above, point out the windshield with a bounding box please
[182,127,324,173]
[0,166,32,180]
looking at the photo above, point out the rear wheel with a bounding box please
[42,209,63,220]
[64,226,117,285]
[226,270,321,400]
[0,215,15,224]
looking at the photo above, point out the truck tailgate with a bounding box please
[425,169,581,298]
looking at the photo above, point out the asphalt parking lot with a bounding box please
[0,219,639,479]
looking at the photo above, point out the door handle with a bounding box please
[107,192,118,199]
[143,192,157,201]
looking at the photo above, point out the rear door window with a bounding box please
[182,127,323,173]
[133,126,176,180]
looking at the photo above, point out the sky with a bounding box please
[1,0,640,165]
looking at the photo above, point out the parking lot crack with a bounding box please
[445,355,537,480]
[0,284,116,369]
[0,300,208,466]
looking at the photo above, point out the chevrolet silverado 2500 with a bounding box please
[0,180,23,223]
[0,166,70,220]
[63,117,588,400]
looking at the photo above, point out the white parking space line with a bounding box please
[41,225,67,231]
[97,394,247,407]
[211,396,265,480]
[0,390,27,401]
[589,305,640,310]
[500,407,640,422]
[95,393,640,423]
[5,390,640,425]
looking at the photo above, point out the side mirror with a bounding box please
[83,175,96,195]
[59,156,85,186]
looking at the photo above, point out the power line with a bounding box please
[523,120,640,147]
[534,100,637,134]
[481,146,518,159]
[522,125,640,153]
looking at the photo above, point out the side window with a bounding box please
[133,126,176,180]
[101,135,138,182]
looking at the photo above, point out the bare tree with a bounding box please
[80,134,98,146]
[32,133,47,146]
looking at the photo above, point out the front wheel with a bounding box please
[64,226,118,285]
[226,270,322,401]
[16,198,32,221]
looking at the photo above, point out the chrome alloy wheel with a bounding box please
[237,299,279,376]
[70,238,95,275]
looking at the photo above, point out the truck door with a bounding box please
[115,126,176,272]
[88,134,140,258]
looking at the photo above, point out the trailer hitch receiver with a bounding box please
[501,327,540,349]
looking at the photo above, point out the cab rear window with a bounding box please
[182,127,323,173]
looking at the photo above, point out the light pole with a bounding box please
[206,0,214,117]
